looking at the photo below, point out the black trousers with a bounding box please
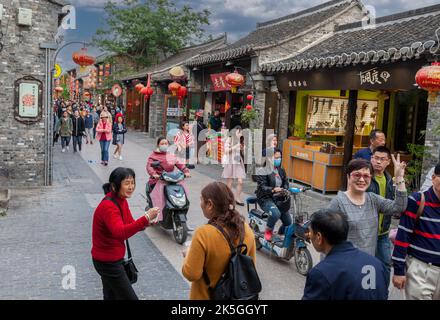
[93,259,138,300]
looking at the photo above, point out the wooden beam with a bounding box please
[342,90,358,190]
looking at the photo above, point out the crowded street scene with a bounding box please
[1,0,440,308]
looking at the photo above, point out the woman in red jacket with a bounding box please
[92,167,159,300]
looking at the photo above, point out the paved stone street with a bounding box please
[0,131,402,300]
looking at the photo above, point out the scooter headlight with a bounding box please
[169,194,187,207]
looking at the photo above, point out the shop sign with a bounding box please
[359,68,391,86]
[210,73,232,92]
[288,80,308,88]
[14,75,43,123]
[167,106,183,117]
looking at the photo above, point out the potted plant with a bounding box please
[288,123,305,140]
[241,104,257,126]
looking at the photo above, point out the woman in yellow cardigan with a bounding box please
[182,182,257,300]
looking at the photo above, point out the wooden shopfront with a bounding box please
[278,59,429,193]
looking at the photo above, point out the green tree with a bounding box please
[93,0,210,67]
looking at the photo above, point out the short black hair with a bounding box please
[102,167,136,194]
[310,209,349,246]
[435,162,440,175]
[346,158,373,176]
[156,136,167,146]
[372,146,391,159]
[369,129,384,141]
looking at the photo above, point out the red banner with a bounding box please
[210,73,232,92]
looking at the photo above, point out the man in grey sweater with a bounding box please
[327,157,407,256]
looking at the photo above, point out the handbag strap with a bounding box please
[104,197,132,259]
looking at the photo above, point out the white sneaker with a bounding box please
[62,148,65,153]
[66,146,69,151]
[113,154,118,159]
[119,155,123,161]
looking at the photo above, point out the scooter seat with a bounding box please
[246,196,258,205]
[249,208,269,219]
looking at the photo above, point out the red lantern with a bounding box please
[225,70,245,93]
[72,48,95,67]
[105,71,110,77]
[168,81,181,96]
[54,86,64,93]
[177,86,187,99]
[135,83,144,92]
[245,104,253,111]
[416,62,440,91]
[247,94,253,101]
[141,73,154,98]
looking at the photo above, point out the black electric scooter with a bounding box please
[145,160,190,244]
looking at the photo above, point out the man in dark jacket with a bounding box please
[71,109,85,152]
[367,146,395,287]
[255,148,290,241]
[302,209,388,300]
[209,110,222,132]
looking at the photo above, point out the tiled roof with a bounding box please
[185,0,357,67]
[261,4,440,73]
[48,0,67,6]
[122,35,227,81]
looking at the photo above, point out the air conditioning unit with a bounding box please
[18,8,32,26]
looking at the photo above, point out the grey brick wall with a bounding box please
[149,84,166,138]
[0,0,61,187]
[423,96,440,177]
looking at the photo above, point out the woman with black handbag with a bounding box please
[92,167,159,300]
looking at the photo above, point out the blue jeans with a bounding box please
[61,136,71,148]
[259,199,292,234]
[72,136,82,152]
[100,140,110,162]
[376,233,392,286]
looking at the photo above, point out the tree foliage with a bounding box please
[93,0,211,67]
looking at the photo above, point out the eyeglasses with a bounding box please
[350,172,372,180]
[101,117,108,119]
[372,156,389,162]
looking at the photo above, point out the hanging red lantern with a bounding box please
[416,62,440,103]
[177,86,187,99]
[168,81,181,96]
[247,94,253,101]
[72,48,95,67]
[105,71,110,77]
[245,104,253,111]
[225,70,245,93]
[135,83,144,92]
[141,73,154,98]
[54,86,64,93]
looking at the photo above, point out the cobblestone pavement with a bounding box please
[0,142,189,300]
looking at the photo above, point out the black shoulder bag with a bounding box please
[104,197,139,284]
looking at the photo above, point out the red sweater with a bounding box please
[92,192,149,262]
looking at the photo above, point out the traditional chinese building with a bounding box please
[260,3,440,193]
[0,0,65,187]
[121,35,226,136]
[185,0,366,138]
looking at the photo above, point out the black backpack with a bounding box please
[203,222,262,300]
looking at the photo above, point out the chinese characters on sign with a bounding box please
[210,73,232,92]
[288,80,308,88]
[359,68,391,86]
[19,83,39,117]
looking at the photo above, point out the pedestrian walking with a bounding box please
[182,182,257,300]
[392,162,440,300]
[56,110,72,153]
[302,209,388,300]
[92,167,159,300]
[84,109,94,144]
[367,146,395,286]
[91,106,100,140]
[326,157,407,256]
[222,126,246,206]
[112,115,127,161]
[96,111,113,166]
[52,109,60,147]
[71,109,85,153]
[174,120,195,169]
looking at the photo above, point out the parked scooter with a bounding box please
[247,186,313,275]
[145,160,190,244]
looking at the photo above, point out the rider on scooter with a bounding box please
[255,148,291,242]
[146,137,191,191]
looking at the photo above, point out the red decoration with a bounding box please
[177,86,187,99]
[135,83,144,92]
[72,48,95,67]
[246,104,253,111]
[168,81,181,96]
[54,86,64,92]
[225,70,245,93]
[416,62,440,92]
[141,73,154,98]
[247,94,253,101]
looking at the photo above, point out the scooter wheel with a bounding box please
[173,221,188,245]
[294,248,313,276]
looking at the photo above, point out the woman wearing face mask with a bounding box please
[255,148,291,241]
[146,137,191,191]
